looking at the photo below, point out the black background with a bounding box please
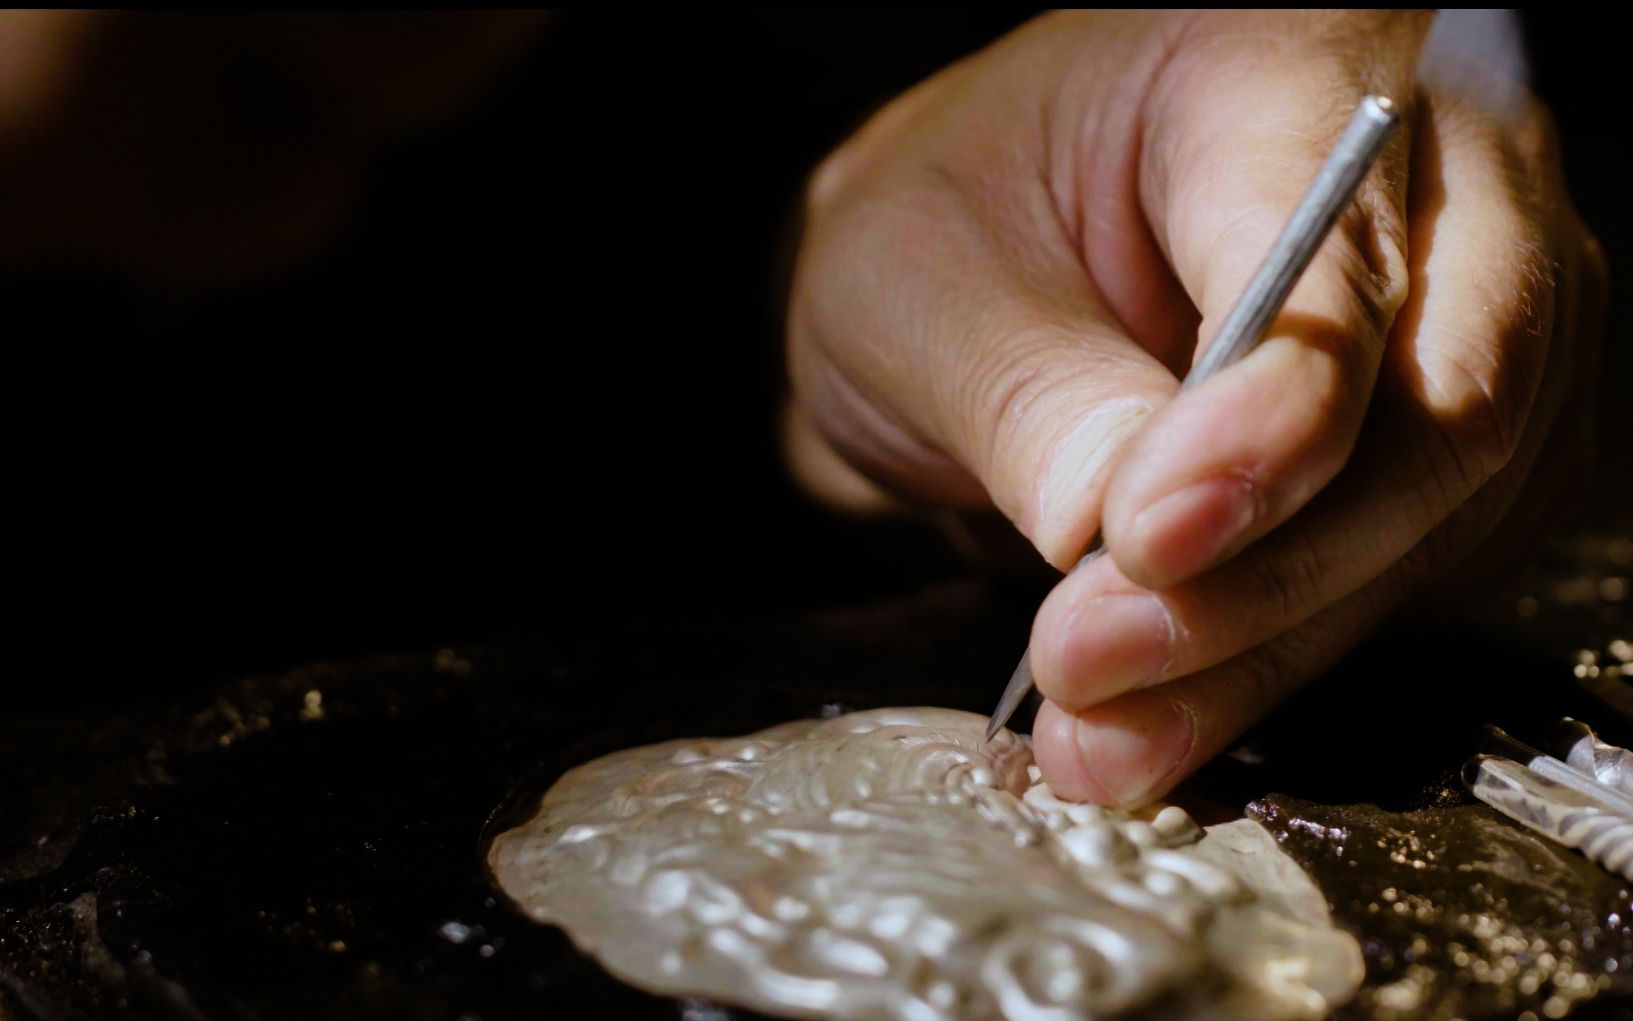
[4,12,1027,705]
[2,10,1626,703]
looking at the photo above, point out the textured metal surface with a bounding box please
[492,708,1359,1021]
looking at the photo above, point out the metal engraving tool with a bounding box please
[986,94,1402,742]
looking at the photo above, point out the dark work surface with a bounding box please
[5,572,1633,1021]
[0,583,1034,1021]
[1256,794,1633,1021]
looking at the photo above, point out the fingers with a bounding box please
[1031,90,1565,712]
[1033,251,1584,810]
[1032,90,1598,807]
[790,147,1182,569]
[1032,574,1393,807]
[1099,18,1423,590]
[1416,205,1608,594]
[1033,311,1574,809]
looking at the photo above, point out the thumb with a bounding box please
[1101,14,1421,590]
[789,168,1184,569]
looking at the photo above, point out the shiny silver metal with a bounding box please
[985,94,1402,744]
[1465,754,1633,882]
[491,708,1362,1021]
[1553,717,1633,797]
[1482,724,1633,818]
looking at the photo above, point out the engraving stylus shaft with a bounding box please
[985,95,1401,742]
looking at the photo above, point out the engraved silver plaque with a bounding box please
[490,708,1361,1020]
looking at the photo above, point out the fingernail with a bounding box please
[1055,594,1175,697]
[1129,476,1256,585]
[1072,696,1194,808]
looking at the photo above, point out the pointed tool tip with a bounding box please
[985,649,1035,743]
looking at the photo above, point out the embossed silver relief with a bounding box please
[488,708,1361,1021]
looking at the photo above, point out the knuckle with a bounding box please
[1494,233,1555,447]
[1432,343,1526,481]
[1398,523,1459,598]
[1232,644,1290,704]
[1247,533,1329,623]
[1278,218,1407,414]
[1348,547,1426,628]
[1509,95,1564,177]
[1217,630,1310,710]
[1501,197,1557,304]
[957,324,1074,472]
[1422,224,1554,483]
[1397,427,1478,522]
[1334,206,1411,341]
[956,323,1156,556]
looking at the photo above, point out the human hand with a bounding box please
[785,10,1606,805]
